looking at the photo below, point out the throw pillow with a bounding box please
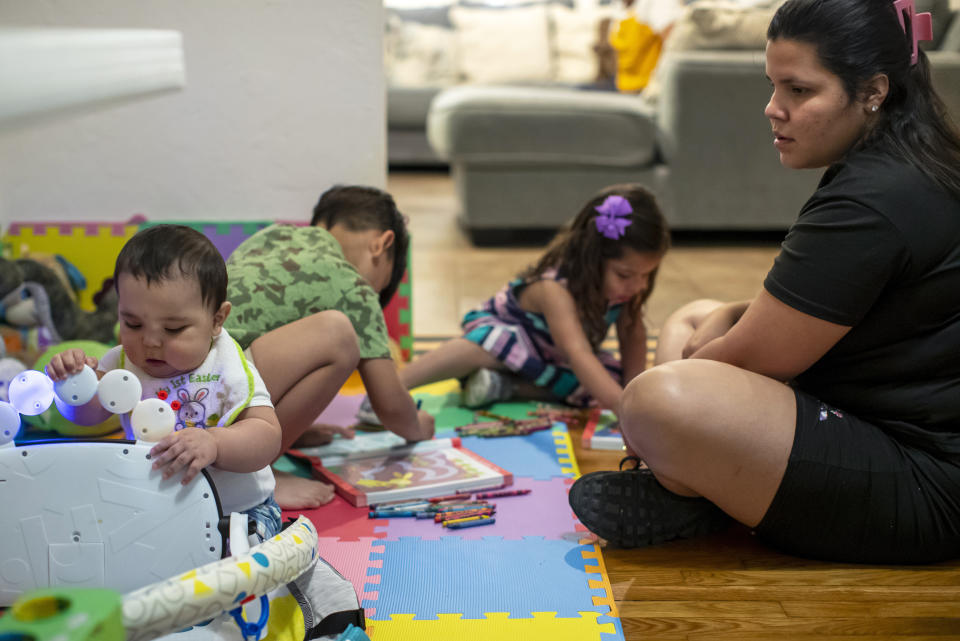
[385,12,459,86]
[665,0,784,53]
[450,4,555,84]
[641,0,783,106]
[550,5,617,84]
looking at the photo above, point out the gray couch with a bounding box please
[425,11,960,243]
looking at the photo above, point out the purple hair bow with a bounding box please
[893,0,933,65]
[594,195,633,240]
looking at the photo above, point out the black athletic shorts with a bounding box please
[755,388,960,564]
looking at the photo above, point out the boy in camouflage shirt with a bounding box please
[226,186,434,509]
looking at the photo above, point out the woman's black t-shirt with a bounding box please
[764,148,960,454]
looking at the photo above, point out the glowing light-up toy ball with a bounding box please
[97,369,142,414]
[130,398,176,442]
[53,364,99,406]
[0,400,21,445]
[8,370,54,416]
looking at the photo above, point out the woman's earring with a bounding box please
[871,104,879,112]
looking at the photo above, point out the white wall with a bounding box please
[0,1,386,227]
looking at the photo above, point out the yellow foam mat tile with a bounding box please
[552,426,580,477]
[4,224,140,311]
[367,611,616,641]
[581,543,619,617]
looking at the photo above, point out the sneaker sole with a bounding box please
[569,470,729,548]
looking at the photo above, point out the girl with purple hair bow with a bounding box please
[397,183,670,414]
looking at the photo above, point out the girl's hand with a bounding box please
[45,349,99,381]
[150,427,218,485]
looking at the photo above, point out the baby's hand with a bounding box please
[150,427,218,485]
[45,349,99,381]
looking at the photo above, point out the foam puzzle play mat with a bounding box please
[280,380,625,641]
[0,219,623,641]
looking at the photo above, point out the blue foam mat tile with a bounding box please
[362,536,609,620]
[459,424,572,481]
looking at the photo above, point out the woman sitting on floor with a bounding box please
[570,0,960,564]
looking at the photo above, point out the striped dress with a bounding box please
[461,268,623,407]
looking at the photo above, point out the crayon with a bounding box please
[432,500,488,508]
[443,514,489,526]
[369,500,429,511]
[416,398,423,409]
[435,505,495,516]
[446,517,496,530]
[435,509,494,523]
[369,510,418,518]
[476,488,531,499]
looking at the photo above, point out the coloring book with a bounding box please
[581,409,625,450]
[293,436,512,507]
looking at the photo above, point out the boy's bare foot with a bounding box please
[274,469,336,509]
[293,423,356,448]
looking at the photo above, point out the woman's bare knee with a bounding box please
[620,361,719,467]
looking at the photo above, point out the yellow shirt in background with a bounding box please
[609,15,663,93]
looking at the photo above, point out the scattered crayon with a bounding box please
[446,517,496,530]
[455,417,553,438]
[369,500,429,511]
[443,514,489,526]
[436,509,494,523]
[368,510,418,518]
[476,488,531,499]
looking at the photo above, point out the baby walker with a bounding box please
[0,367,366,641]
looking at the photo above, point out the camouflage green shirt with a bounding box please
[225,224,390,360]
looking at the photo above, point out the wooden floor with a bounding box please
[388,170,960,641]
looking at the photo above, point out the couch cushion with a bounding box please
[450,4,555,84]
[427,85,658,167]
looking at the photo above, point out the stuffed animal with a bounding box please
[0,256,118,347]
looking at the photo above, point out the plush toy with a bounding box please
[0,256,118,347]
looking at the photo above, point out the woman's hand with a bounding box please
[150,427,218,485]
[682,302,748,359]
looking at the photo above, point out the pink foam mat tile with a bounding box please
[315,536,384,618]
[284,494,387,542]
[313,393,364,427]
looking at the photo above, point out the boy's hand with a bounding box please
[415,410,435,441]
[150,427,218,485]
[45,349,98,381]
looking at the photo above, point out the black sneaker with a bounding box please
[568,464,730,548]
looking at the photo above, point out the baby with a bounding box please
[46,225,283,539]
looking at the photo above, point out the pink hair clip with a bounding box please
[594,195,633,240]
[893,0,933,65]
